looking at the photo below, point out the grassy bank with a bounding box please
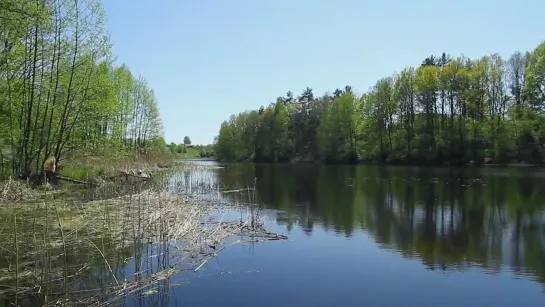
[59,151,177,181]
[0,149,178,184]
[1,151,178,204]
[174,147,215,160]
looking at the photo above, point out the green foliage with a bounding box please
[215,41,545,165]
[525,42,545,111]
[166,143,215,159]
[317,91,358,162]
[0,0,165,178]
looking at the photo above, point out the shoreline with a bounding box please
[211,158,544,169]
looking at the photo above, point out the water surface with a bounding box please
[3,162,545,306]
[159,162,545,306]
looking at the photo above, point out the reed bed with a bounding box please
[0,171,281,306]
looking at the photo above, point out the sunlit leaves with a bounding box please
[215,40,545,166]
[0,0,165,176]
[525,42,545,111]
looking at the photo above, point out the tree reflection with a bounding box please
[217,164,545,284]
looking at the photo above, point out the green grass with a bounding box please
[177,147,201,159]
[61,164,107,180]
[175,146,215,160]
[59,150,176,180]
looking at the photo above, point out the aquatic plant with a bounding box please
[0,171,283,306]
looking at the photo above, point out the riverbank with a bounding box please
[59,152,176,181]
[0,152,171,203]
[216,157,545,169]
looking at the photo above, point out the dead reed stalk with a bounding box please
[0,181,283,306]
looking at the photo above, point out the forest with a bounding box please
[0,0,166,179]
[214,41,545,166]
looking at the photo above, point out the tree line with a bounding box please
[0,0,166,178]
[214,41,545,165]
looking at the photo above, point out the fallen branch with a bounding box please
[194,246,226,272]
[57,175,97,186]
[222,188,254,194]
[192,226,288,273]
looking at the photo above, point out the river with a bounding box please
[2,161,545,306]
[156,161,545,306]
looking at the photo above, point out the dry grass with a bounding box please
[0,177,42,203]
[0,179,280,306]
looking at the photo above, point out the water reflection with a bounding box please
[212,163,545,285]
[4,161,544,306]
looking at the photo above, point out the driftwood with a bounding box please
[193,230,288,273]
[56,175,97,186]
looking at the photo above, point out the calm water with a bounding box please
[3,162,545,306]
[149,162,545,306]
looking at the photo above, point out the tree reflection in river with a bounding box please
[216,163,545,284]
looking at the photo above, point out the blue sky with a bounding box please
[102,0,544,145]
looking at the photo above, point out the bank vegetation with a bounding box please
[215,41,545,166]
[0,0,168,181]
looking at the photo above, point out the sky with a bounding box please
[102,0,544,145]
